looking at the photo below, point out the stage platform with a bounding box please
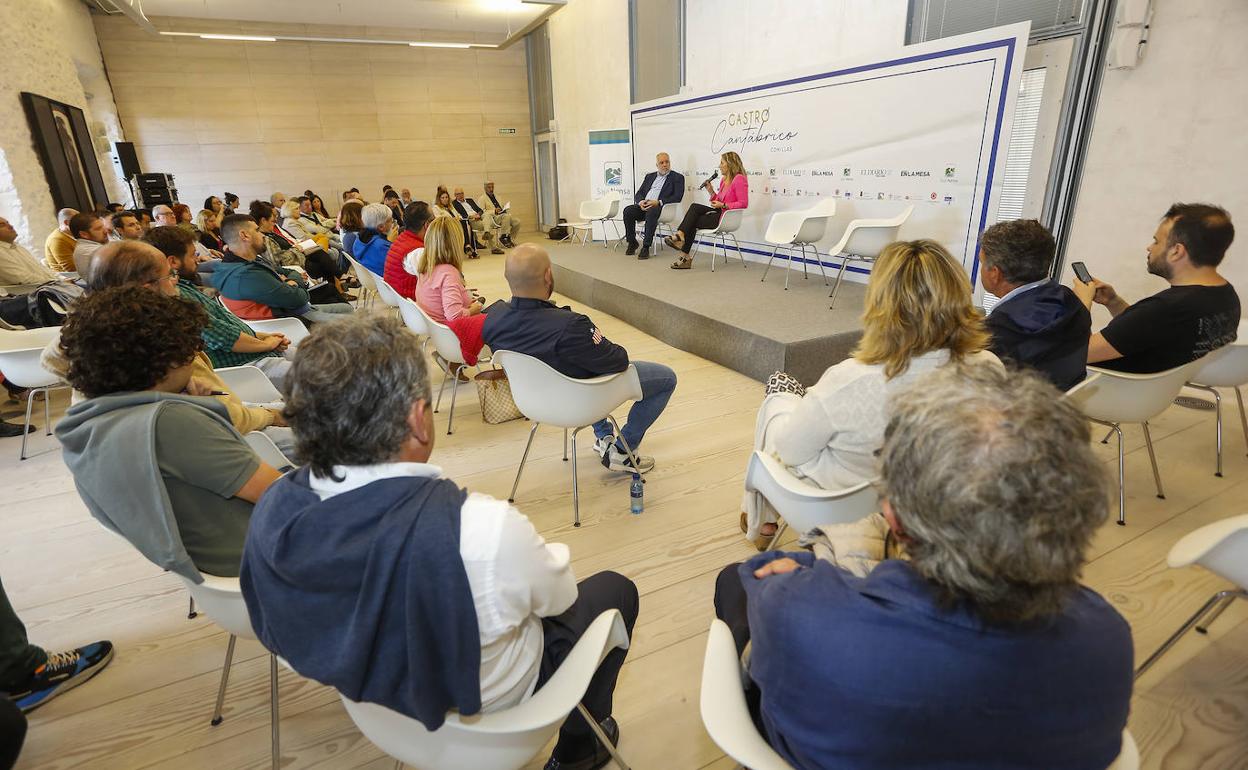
[548,239,867,385]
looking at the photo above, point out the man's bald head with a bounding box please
[87,240,167,292]
[504,243,553,299]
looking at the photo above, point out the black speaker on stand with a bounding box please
[114,142,142,209]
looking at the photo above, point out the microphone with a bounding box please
[702,170,719,189]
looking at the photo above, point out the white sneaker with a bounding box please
[601,445,655,474]
[593,435,614,456]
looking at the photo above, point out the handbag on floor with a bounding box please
[475,369,524,424]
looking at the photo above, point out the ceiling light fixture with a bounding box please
[158,31,494,48]
[409,41,472,49]
[199,33,277,42]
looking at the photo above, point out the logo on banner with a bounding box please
[603,162,623,186]
[901,170,932,178]
[930,192,938,200]
[842,167,852,177]
[858,169,891,178]
[711,106,799,153]
[943,195,955,205]
[812,169,836,176]
[944,166,956,178]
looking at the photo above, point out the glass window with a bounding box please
[629,0,683,103]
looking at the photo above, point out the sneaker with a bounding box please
[601,445,655,474]
[0,420,34,438]
[592,434,614,456]
[624,242,638,256]
[491,247,504,255]
[8,641,114,713]
[543,716,619,770]
[502,236,515,248]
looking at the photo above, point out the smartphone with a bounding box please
[1071,261,1093,283]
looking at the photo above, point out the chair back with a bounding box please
[340,609,629,770]
[700,619,794,770]
[807,197,838,218]
[744,451,878,534]
[1189,320,1248,387]
[494,350,642,429]
[578,199,612,221]
[247,317,310,354]
[347,254,380,295]
[244,431,292,469]
[371,272,404,308]
[1166,513,1248,589]
[656,203,681,225]
[214,365,283,403]
[793,213,832,245]
[604,197,622,219]
[414,303,467,365]
[0,327,62,389]
[763,211,806,244]
[1064,360,1204,424]
[714,208,746,234]
[397,296,429,336]
[177,573,258,641]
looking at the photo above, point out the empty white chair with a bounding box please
[1184,320,1248,476]
[743,450,879,550]
[1064,360,1205,525]
[564,198,620,247]
[178,571,282,769]
[346,254,380,309]
[693,208,747,272]
[415,302,487,435]
[244,430,293,469]
[495,350,643,527]
[1135,513,1248,679]
[760,198,837,290]
[651,203,681,254]
[340,609,632,770]
[827,205,914,308]
[0,326,68,460]
[214,365,283,404]
[700,619,794,770]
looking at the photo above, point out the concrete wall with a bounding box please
[1063,0,1247,324]
[91,14,536,225]
[0,0,128,253]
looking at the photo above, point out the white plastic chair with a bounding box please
[702,618,1140,770]
[494,350,644,527]
[564,198,621,247]
[1185,320,1248,476]
[244,430,293,469]
[693,208,747,272]
[215,365,283,404]
[415,302,488,435]
[1135,513,1248,679]
[346,254,380,309]
[1064,360,1205,525]
[0,326,68,460]
[340,609,632,770]
[827,205,914,308]
[215,297,308,358]
[178,571,282,770]
[369,266,405,316]
[397,295,429,337]
[760,198,837,290]
[743,451,879,550]
[651,203,681,254]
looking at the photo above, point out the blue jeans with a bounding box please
[593,361,677,452]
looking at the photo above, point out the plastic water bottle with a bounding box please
[629,473,644,515]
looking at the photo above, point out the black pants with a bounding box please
[621,204,662,247]
[676,204,721,255]
[712,564,768,734]
[535,571,639,750]
[0,697,25,770]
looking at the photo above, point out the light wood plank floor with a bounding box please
[3,247,1247,769]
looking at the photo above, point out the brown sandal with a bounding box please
[664,234,683,250]
[670,256,692,270]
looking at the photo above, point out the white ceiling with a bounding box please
[129,0,548,38]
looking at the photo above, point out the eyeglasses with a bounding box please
[146,269,179,286]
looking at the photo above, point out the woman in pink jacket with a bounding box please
[666,151,748,269]
[415,217,487,366]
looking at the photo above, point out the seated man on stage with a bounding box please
[622,153,684,260]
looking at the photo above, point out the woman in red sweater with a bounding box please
[384,201,433,299]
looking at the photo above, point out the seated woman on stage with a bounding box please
[415,217,486,366]
[741,239,1000,547]
[667,151,748,270]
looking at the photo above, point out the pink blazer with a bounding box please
[415,263,471,323]
[711,174,749,210]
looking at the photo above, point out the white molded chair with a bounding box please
[564,198,621,247]
[340,609,632,770]
[1184,321,1248,476]
[744,451,879,550]
[702,618,1141,770]
[1064,360,1205,525]
[396,295,429,336]
[693,208,747,272]
[651,203,681,254]
[244,430,293,469]
[495,350,643,527]
[178,571,282,769]
[346,254,380,309]
[1135,513,1248,679]
[827,205,914,308]
[0,326,68,460]
[761,198,837,290]
[368,265,405,316]
[216,297,308,358]
[215,365,283,404]
[415,302,488,435]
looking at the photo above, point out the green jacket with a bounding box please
[210,255,311,316]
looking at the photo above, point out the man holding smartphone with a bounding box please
[1071,203,1239,373]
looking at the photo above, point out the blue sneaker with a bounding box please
[7,641,114,713]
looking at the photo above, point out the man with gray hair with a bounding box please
[350,202,394,275]
[713,364,1133,768]
[44,207,79,271]
[240,315,639,770]
[481,180,521,248]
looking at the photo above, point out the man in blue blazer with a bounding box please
[622,153,684,260]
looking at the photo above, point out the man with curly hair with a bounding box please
[55,286,283,580]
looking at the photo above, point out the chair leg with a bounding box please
[1136,590,1246,679]
[43,387,51,435]
[270,654,280,770]
[765,520,789,552]
[1100,426,1115,444]
[607,415,644,478]
[576,702,631,770]
[20,387,36,461]
[728,234,745,268]
[1187,383,1224,476]
[210,634,237,726]
[800,243,809,280]
[446,365,464,435]
[1113,423,1125,526]
[187,595,198,619]
[1236,387,1248,457]
[509,422,540,503]
[762,246,780,283]
[812,243,829,285]
[570,427,582,527]
[1142,421,1165,499]
[783,245,794,291]
[1196,590,1244,634]
[828,254,851,309]
[563,427,569,461]
[434,367,450,413]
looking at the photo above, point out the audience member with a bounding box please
[57,286,283,579]
[99,211,116,242]
[43,208,78,271]
[223,193,239,216]
[483,244,676,473]
[282,199,347,271]
[713,364,1133,769]
[0,217,58,289]
[70,212,109,281]
[251,201,348,300]
[742,239,999,545]
[171,203,194,227]
[667,152,748,270]
[415,218,486,365]
[621,153,684,259]
[383,189,403,228]
[337,199,364,255]
[295,196,341,248]
[307,195,333,226]
[481,180,520,248]
[239,314,638,770]
[434,187,477,258]
[351,202,394,276]
[196,209,226,253]
[145,225,292,389]
[212,214,352,324]
[270,192,287,213]
[136,210,153,234]
[452,187,503,255]
[384,201,433,299]
[399,188,413,208]
[113,211,143,241]
[978,219,1090,390]
[204,196,225,219]
[151,204,178,229]
[105,202,125,215]
[1074,203,1239,372]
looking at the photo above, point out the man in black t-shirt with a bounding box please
[1072,203,1240,374]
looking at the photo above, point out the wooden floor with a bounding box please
[4,247,1248,769]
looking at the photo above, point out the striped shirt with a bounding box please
[178,280,281,369]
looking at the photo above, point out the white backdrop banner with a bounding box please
[629,23,1029,285]
[587,129,633,242]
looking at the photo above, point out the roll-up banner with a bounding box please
[587,129,633,242]
[629,22,1030,286]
